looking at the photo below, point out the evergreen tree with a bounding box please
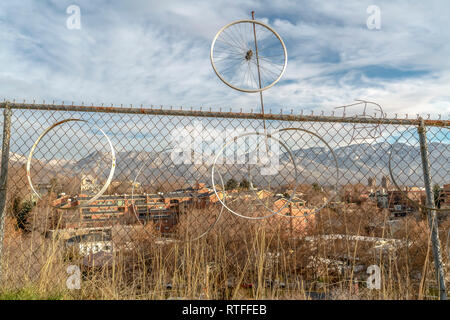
[226,178,238,190]
[239,179,250,190]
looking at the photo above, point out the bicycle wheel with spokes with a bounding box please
[211,19,287,93]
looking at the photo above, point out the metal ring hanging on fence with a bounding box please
[211,131,299,220]
[26,119,116,210]
[334,100,385,143]
[388,126,449,213]
[130,148,226,242]
[247,127,340,218]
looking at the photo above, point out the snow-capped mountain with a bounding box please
[6,141,449,187]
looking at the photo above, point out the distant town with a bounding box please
[33,174,449,244]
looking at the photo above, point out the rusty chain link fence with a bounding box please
[0,101,448,299]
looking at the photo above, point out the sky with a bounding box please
[1,0,450,118]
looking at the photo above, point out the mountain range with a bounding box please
[8,141,449,187]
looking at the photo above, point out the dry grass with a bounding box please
[0,200,448,300]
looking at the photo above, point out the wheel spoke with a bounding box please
[216,38,245,54]
[212,20,286,92]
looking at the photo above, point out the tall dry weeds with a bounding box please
[0,200,448,300]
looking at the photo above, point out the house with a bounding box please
[371,189,389,209]
[271,197,315,235]
[387,188,425,217]
[256,189,273,200]
[341,183,371,204]
[440,184,450,209]
[80,174,101,194]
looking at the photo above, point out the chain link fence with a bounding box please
[0,102,448,299]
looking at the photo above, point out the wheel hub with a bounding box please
[245,50,253,61]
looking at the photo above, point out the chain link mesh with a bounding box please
[0,103,448,299]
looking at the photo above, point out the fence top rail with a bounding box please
[0,102,448,127]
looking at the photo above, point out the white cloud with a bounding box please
[0,0,449,119]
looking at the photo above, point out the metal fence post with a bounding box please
[0,103,12,282]
[417,118,447,300]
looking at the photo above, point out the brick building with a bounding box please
[271,197,315,235]
[53,183,224,233]
[439,184,450,210]
[387,188,425,217]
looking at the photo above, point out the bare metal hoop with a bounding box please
[211,131,298,220]
[131,147,225,242]
[26,119,116,210]
[250,127,340,218]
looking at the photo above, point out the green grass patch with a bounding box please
[0,287,67,300]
